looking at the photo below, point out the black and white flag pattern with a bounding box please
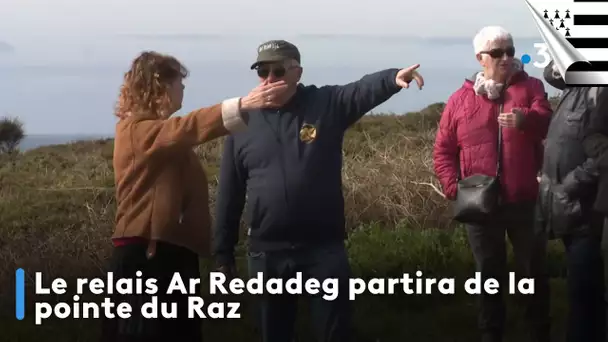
[526,0,608,85]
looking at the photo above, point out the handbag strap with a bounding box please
[455,90,506,181]
[495,102,503,178]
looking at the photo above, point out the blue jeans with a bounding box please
[247,242,353,342]
[563,230,606,342]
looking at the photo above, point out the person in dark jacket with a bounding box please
[537,59,604,342]
[212,39,424,342]
[582,85,608,341]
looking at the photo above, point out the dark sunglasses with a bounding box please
[256,66,286,78]
[481,47,515,59]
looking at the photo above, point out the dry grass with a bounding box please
[0,98,569,341]
[0,105,451,289]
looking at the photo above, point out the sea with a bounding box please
[17,134,112,151]
[1,34,554,151]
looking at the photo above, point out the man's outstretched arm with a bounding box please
[326,65,423,130]
[213,135,247,269]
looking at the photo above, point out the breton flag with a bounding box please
[525,0,608,85]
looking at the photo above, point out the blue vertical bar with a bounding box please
[15,268,24,320]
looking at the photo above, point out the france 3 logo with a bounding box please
[524,43,552,69]
[523,0,608,86]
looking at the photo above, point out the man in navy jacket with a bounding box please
[213,39,424,342]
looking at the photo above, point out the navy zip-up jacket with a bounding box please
[213,68,402,266]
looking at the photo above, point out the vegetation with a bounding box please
[0,97,568,341]
[0,116,25,163]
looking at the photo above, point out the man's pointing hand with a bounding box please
[395,64,424,90]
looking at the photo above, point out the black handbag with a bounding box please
[452,102,504,224]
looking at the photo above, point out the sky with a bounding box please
[0,0,539,38]
[0,0,548,135]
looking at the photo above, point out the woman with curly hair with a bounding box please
[100,51,288,341]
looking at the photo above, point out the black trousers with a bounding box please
[465,201,550,342]
[247,242,353,342]
[602,219,608,342]
[99,241,202,342]
[562,224,605,342]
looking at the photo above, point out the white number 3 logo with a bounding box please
[533,43,551,68]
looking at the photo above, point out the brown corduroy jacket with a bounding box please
[112,97,246,256]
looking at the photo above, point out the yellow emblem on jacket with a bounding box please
[299,123,317,143]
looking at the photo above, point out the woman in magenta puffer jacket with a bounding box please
[433,26,553,342]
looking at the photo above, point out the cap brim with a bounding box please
[250,56,289,69]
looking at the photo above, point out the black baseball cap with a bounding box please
[250,40,301,70]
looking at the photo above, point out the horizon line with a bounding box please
[111,33,543,39]
[2,33,543,41]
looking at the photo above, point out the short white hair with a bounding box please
[473,26,513,54]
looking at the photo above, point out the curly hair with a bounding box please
[114,51,189,119]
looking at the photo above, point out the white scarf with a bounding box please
[473,59,523,100]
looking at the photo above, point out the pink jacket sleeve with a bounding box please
[518,78,552,142]
[433,94,460,200]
